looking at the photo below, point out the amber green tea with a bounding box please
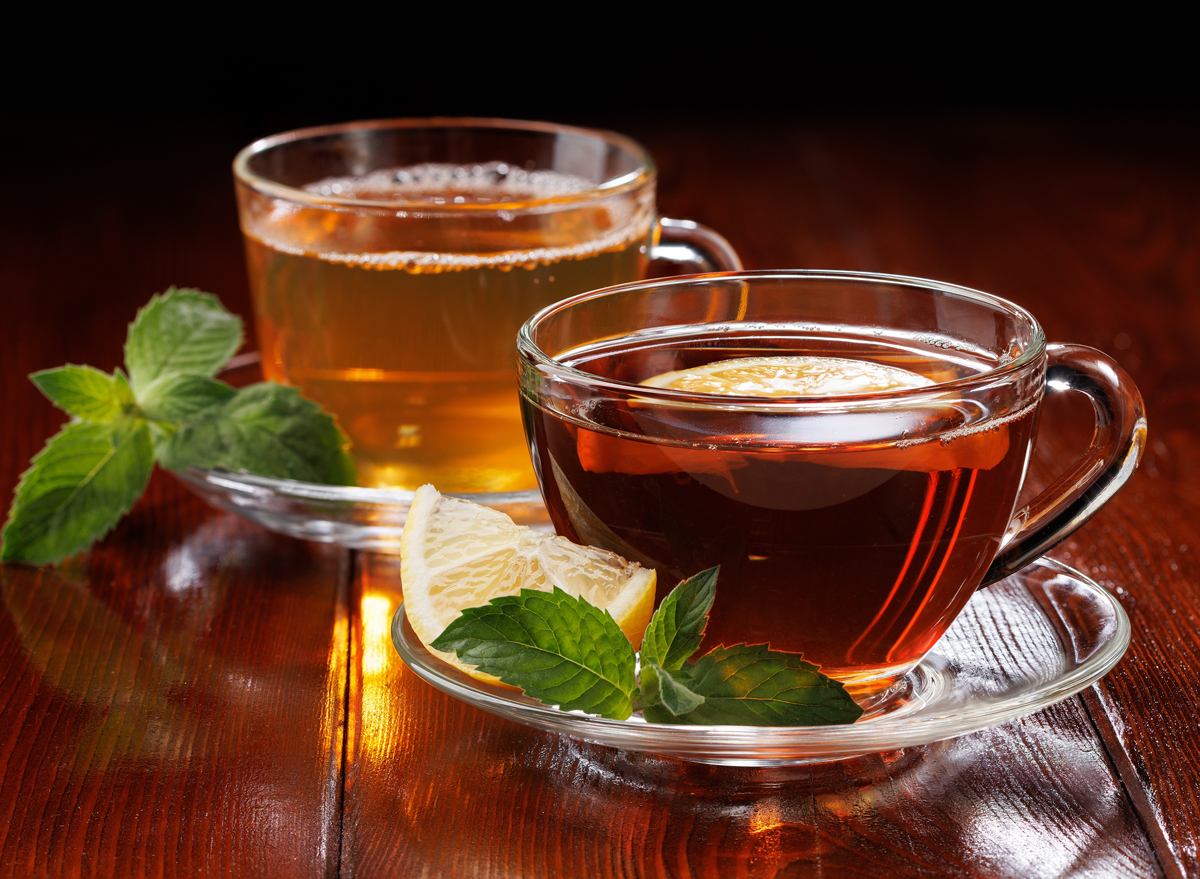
[244,163,650,491]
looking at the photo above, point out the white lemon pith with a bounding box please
[640,355,934,396]
[400,484,656,681]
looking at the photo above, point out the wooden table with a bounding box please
[2,115,1197,878]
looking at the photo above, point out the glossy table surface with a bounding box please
[2,115,1197,878]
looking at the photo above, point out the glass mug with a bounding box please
[233,119,740,494]
[517,271,1145,701]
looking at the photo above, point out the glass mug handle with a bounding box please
[650,217,744,272]
[981,343,1147,585]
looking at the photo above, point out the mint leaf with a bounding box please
[640,661,705,717]
[5,286,360,566]
[31,365,134,422]
[1,419,153,564]
[643,644,864,726]
[423,552,862,727]
[431,587,637,720]
[156,382,355,485]
[139,374,237,424]
[124,287,243,395]
[640,567,718,672]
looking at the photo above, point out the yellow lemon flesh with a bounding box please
[400,484,657,682]
[640,355,934,396]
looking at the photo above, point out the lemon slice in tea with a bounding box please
[634,354,1010,472]
[400,484,657,682]
[639,355,934,396]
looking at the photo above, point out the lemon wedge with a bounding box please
[400,484,657,681]
[640,355,934,396]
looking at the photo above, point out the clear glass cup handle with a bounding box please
[650,217,743,271]
[982,343,1147,585]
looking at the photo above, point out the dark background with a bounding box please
[2,10,1195,336]
[6,10,1196,126]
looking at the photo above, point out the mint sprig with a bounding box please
[1,287,356,565]
[431,568,865,727]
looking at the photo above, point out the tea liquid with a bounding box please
[522,329,1038,693]
[243,163,651,491]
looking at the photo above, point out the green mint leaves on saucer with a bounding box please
[431,567,865,727]
[639,644,865,726]
[431,588,638,720]
[1,288,355,565]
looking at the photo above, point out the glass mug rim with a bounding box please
[232,117,656,214]
[517,269,1049,411]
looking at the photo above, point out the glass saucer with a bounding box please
[170,353,549,552]
[174,468,547,552]
[391,557,1129,766]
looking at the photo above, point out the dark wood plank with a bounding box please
[0,486,350,877]
[0,119,350,877]
[340,555,1157,878]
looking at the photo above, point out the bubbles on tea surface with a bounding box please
[305,162,595,205]
[252,161,654,273]
[315,221,650,272]
[919,399,1039,447]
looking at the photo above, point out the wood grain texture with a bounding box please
[0,120,350,877]
[0,495,350,877]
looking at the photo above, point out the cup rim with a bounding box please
[232,117,656,213]
[517,269,1048,408]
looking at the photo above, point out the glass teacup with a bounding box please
[233,118,739,495]
[517,271,1145,700]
